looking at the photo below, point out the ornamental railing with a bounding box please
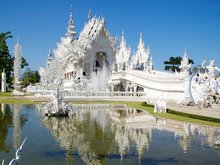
[35,89,146,98]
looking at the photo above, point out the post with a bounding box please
[1,69,6,92]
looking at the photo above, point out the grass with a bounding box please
[0,92,38,104]
[1,95,220,127]
[0,97,35,104]
[0,92,11,96]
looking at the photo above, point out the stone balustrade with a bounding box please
[35,89,146,98]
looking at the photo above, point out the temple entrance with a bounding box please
[93,52,108,73]
[91,52,109,91]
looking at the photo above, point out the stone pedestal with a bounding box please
[12,82,24,96]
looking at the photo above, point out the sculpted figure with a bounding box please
[206,60,220,78]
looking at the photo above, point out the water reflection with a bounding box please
[40,105,114,165]
[0,104,27,153]
[39,104,220,164]
[1,104,220,164]
[0,104,13,152]
[13,104,21,149]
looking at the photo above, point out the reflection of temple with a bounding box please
[12,104,21,149]
[40,108,114,165]
[0,104,26,153]
[40,105,220,164]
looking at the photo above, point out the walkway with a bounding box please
[166,101,220,119]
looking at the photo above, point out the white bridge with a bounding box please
[34,69,186,101]
[33,68,220,108]
[110,70,186,102]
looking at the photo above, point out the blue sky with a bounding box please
[1,0,220,71]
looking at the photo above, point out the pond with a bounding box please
[0,104,220,165]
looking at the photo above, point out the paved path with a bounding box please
[166,101,220,119]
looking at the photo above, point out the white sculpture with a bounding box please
[206,60,220,78]
[154,99,167,113]
[1,69,6,92]
[12,40,24,96]
[179,49,191,76]
[40,88,73,116]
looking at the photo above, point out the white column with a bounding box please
[1,69,6,92]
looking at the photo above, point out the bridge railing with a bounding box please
[35,89,146,98]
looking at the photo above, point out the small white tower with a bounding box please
[66,3,76,38]
[1,68,6,92]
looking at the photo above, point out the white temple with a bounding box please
[38,5,220,107]
[38,5,154,90]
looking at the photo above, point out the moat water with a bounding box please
[0,104,220,165]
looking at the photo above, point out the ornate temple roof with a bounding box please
[76,16,116,54]
[54,4,76,61]
[134,32,149,64]
[116,31,131,64]
[54,15,116,66]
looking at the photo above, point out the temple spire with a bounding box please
[17,36,19,45]
[47,49,53,66]
[140,32,143,44]
[184,48,188,58]
[88,9,93,20]
[66,1,76,38]
[121,31,125,45]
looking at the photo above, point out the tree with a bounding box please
[191,65,200,73]
[164,56,194,72]
[0,32,29,88]
[21,67,40,87]
[0,32,13,84]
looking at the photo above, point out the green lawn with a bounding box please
[0,92,11,96]
[0,95,220,127]
[0,92,36,104]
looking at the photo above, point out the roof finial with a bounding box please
[140,32,143,43]
[88,9,93,19]
[17,36,19,44]
[121,30,125,44]
[184,47,188,57]
[66,0,76,38]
